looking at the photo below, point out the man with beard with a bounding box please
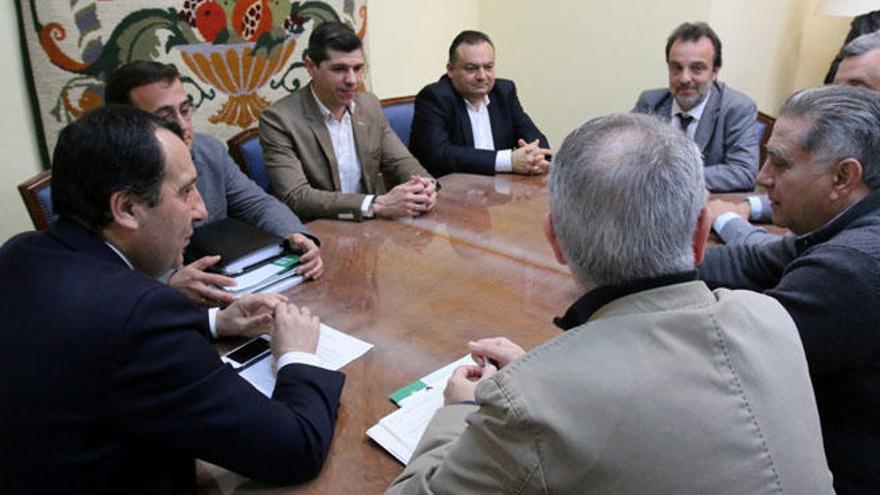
[634,22,760,192]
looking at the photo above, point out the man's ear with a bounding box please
[693,205,711,265]
[109,190,140,230]
[304,56,317,76]
[446,62,454,78]
[543,213,567,266]
[829,158,864,201]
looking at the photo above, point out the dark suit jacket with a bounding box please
[633,81,759,192]
[260,84,430,222]
[0,221,344,494]
[410,75,549,176]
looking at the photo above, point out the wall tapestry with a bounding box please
[17,0,368,164]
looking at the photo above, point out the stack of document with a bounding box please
[233,324,374,397]
[367,355,475,464]
[227,254,304,296]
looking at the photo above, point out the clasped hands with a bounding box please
[215,293,321,356]
[169,232,323,307]
[443,337,526,405]
[512,138,551,176]
[373,175,437,218]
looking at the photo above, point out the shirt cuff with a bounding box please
[713,212,741,233]
[495,149,512,173]
[746,196,763,221]
[361,195,375,218]
[277,351,320,370]
[208,307,219,339]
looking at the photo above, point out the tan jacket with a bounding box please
[388,282,833,494]
[260,85,430,221]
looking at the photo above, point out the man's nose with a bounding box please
[191,187,208,221]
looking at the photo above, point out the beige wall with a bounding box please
[1,2,43,243]
[367,0,479,98]
[0,1,859,242]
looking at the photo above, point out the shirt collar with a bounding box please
[104,241,134,270]
[310,86,356,122]
[553,270,699,331]
[795,188,880,254]
[671,88,712,120]
[463,94,491,112]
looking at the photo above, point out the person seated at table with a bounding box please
[699,84,880,494]
[0,106,345,494]
[260,21,436,222]
[409,30,551,177]
[708,30,880,245]
[387,113,832,494]
[633,22,760,192]
[105,61,323,307]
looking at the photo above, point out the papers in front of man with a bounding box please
[227,254,303,296]
[367,355,475,465]
[234,324,374,397]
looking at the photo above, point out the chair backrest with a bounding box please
[381,95,416,148]
[756,111,776,168]
[227,128,271,192]
[18,170,57,231]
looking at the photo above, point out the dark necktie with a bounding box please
[677,113,694,133]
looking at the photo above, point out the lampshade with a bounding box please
[816,0,880,16]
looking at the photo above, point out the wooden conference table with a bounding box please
[199,173,580,494]
[198,175,783,494]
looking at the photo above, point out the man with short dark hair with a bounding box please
[0,106,344,494]
[410,30,550,177]
[387,113,832,494]
[634,22,760,192]
[700,85,880,494]
[709,30,880,246]
[105,61,323,307]
[260,22,436,222]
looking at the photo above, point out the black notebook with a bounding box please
[184,218,285,275]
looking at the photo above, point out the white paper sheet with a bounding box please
[237,323,373,397]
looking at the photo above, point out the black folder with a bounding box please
[184,218,285,275]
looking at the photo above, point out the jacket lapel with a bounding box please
[694,82,722,153]
[488,96,508,149]
[351,99,376,193]
[303,84,342,191]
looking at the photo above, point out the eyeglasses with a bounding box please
[154,97,195,123]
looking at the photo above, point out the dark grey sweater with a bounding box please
[700,190,880,495]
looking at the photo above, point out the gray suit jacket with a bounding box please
[260,84,431,221]
[633,81,760,192]
[191,133,313,240]
[388,282,832,494]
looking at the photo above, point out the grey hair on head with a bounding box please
[549,113,707,288]
[841,31,880,59]
[779,85,880,189]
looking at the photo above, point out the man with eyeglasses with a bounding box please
[105,61,322,307]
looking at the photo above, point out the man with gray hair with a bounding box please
[700,84,880,494]
[710,30,880,245]
[387,113,832,494]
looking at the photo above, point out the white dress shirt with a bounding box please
[465,95,512,172]
[312,88,374,216]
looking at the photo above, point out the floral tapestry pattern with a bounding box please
[18,0,368,161]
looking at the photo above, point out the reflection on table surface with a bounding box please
[199,174,578,495]
[199,175,788,494]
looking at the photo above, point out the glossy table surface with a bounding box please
[198,175,788,494]
[199,173,579,494]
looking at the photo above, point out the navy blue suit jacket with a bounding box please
[410,75,549,176]
[0,221,344,494]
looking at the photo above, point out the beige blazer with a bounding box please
[388,281,833,494]
[260,84,430,221]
